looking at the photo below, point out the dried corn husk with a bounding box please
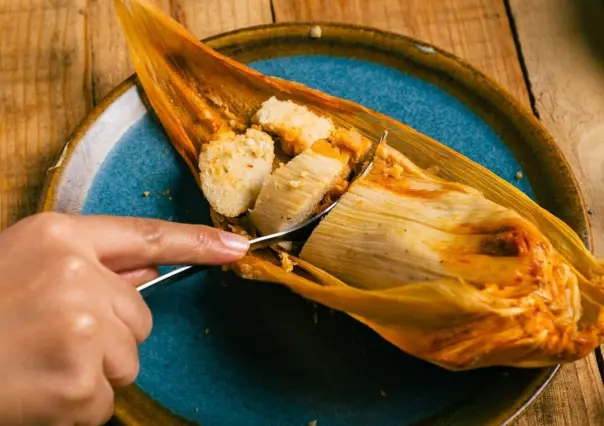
[115,0,604,370]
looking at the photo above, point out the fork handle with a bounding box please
[135,234,285,298]
[136,213,323,297]
[136,264,210,298]
[136,233,277,298]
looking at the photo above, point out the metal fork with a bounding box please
[136,130,388,297]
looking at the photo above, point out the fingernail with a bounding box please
[219,231,250,253]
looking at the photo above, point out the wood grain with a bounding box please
[88,0,272,103]
[170,0,273,40]
[0,0,89,229]
[508,0,604,257]
[272,0,530,109]
[88,0,171,103]
[274,1,604,425]
[508,1,604,424]
[513,359,604,426]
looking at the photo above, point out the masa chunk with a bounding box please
[252,96,334,156]
[249,140,350,235]
[199,128,274,217]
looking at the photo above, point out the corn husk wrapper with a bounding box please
[115,0,604,371]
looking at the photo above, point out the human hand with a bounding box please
[0,212,249,426]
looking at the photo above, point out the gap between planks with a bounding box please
[0,0,91,229]
[507,0,604,408]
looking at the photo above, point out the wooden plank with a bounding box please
[272,0,530,109]
[513,359,604,425]
[88,0,273,104]
[170,0,273,40]
[508,0,604,257]
[273,1,604,425]
[0,0,89,229]
[88,0,171,103]
[508,1,604,424]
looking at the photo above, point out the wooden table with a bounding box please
[1,0,604,424]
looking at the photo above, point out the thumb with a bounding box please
[72,215,250,272]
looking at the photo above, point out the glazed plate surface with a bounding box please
[40,23,590,426]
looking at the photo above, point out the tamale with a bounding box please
[115,0,604,371]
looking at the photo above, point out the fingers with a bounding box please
[0,214,156,425]
[72,215,249,271]
[118,267,160,287]
[102,317,140,387]
[102,267,153,343]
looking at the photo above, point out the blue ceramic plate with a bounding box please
[40,23,589,426]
